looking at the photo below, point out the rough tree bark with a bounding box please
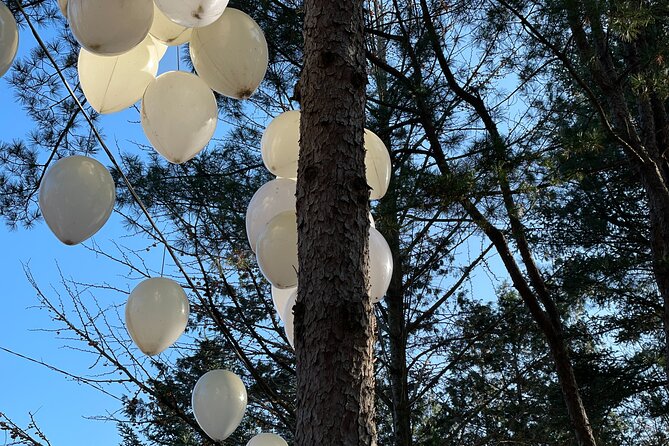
[294,0,376,444]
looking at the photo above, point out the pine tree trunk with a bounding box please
[294,0,376,444]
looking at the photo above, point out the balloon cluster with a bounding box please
[20,1,284,443]
[247,110,395,346]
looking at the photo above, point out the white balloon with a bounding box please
[149,3,192,46]
[125,277,189,356]
[141,71,218,164]
[78,35,162,114]
[192,370,247,441]
[282,291,296,349]
[260,111,300,178]
[0,1,18,78]
[57,0,67,17]
[247,433,288,446]
[155,0,228,29]
[39,156,115,245]
[190,8,268,99]
[364,130,392,200]
[256,211,298,289]
[369,227,393,303]
[246,178,296,252]
[271,285,295,323]
[67,0,154,56]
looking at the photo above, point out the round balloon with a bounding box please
[38,156,115,245]
[125,277,189,356]
[67,0,154,56]
[369,227,393,303]
[364,130,392,200]
[0,1,18,78]
[155,0,228,28]
[192,370,247,441]
[149,3,192,46]
[78,35,162,114]
[246,178,296,252]
[260,111,300,179]
[247,433,288,446]
[141,71,218,164]
[190,8,268,99]
[271,285,295,323]
[256,211,298,289]
[281,290,296,349]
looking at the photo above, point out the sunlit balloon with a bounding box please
[281,291,296,349]
[0,1,18,78]
[369,227,393,303]
[155,0,228,29]
[260,111,300,178]
[271,285,295,323]
[247,433,289,446]
[364,130,392,200]
[67,0,154,56]
[78,35,162,114]
[256,211,298,289]
[141,71,218,164]
[190,8,268,99]
[246,178,296,252]
[57,0,67,17]
[192,370,247,441]
[38,156,115,245]
[149,3,192,46]
[125,277,189,356]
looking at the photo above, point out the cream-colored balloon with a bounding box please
[364,130,392,200]
[369,227,393,303]
[67,0,154,56]
[190,8,268,99]
[256,211,298,289]
[57,0,67,17]
[149,3,192,46]
[246,178,296,252]
[125,277,189,356]
[78,35,162,114]
[271,285,295,323]
[0,1,18,78]
[192,370,247,441]
[155,0,228,28]
[38,156,115,245]
[260,111,300,178]
[282,291,296,349]
[247,433,288,446]
[141,71,218,164]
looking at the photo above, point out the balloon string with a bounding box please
[161,244,166,277]
[177,44,180,71]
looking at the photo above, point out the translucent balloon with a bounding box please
[125,277,189,356]
[281,291,296,349]
[256,211,298,289]
[39,156,115,245]
[190,8,268,99]
[58,0,67,17]
[141,71,218,164]
[364,130,392,200]
[0,1,18,78]
[192,370,247,441]
[369,227,393,303]
[260,111,300,178]
[149,3,192,46]
[246,178,296,252]
[155,0,228,29]
[247,433,288,446]
[67,0,154,56]
[78,35,162,114]
[271,285,295,323]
